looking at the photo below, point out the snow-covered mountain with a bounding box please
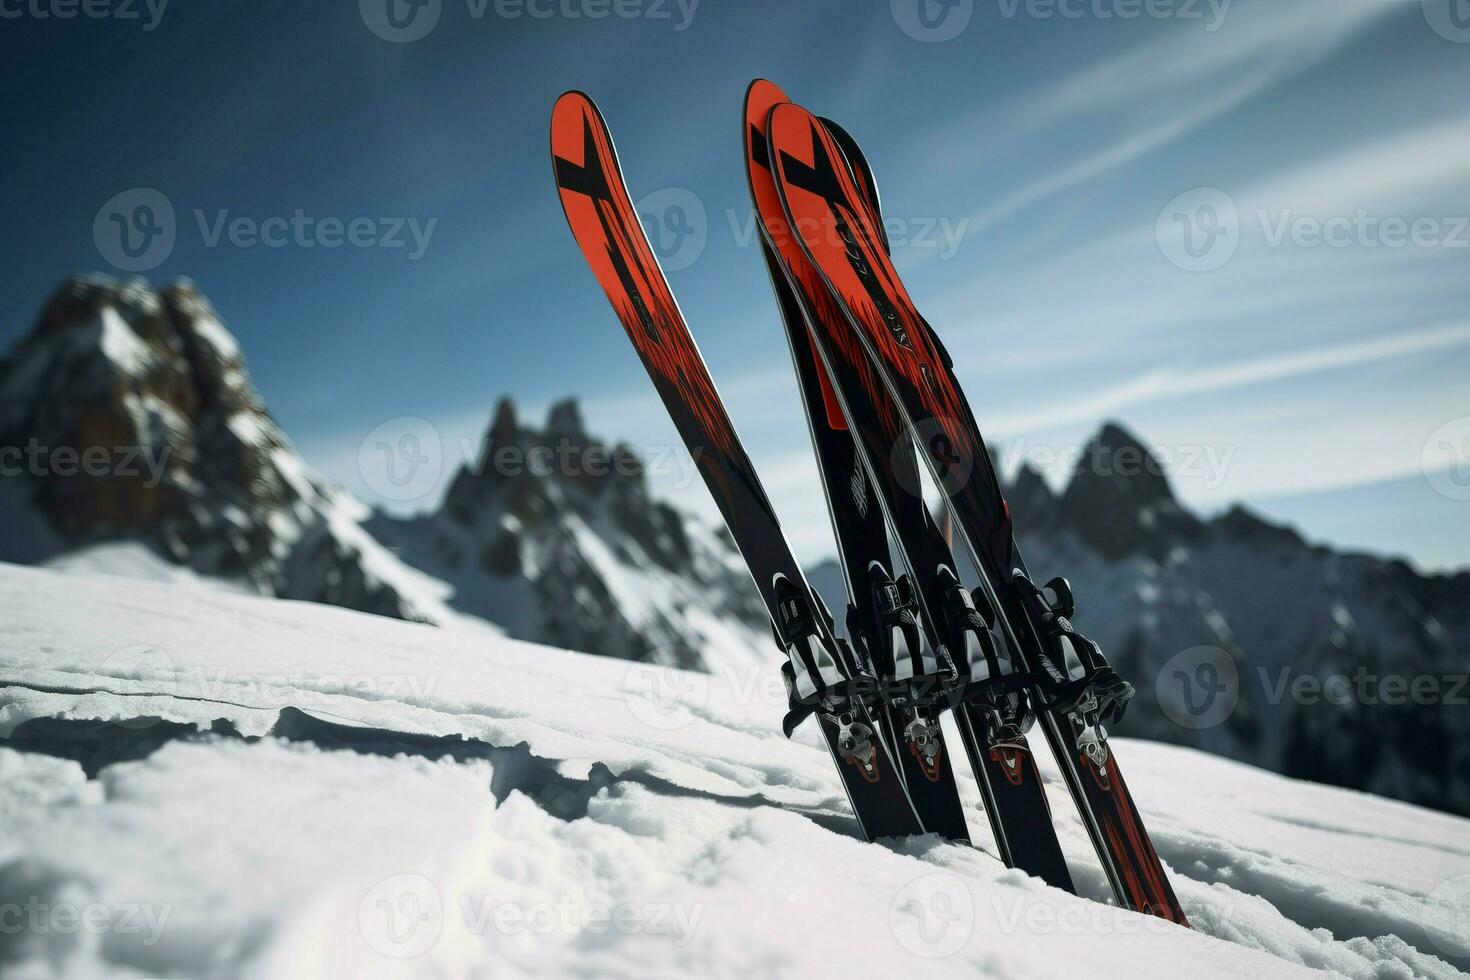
[1012,426,1469,817]
[0,276,457,624]
[366,397,772,676]
[0,276,770,678]
[4,276,1465,820]
[816,425,1469,817]
[1,562,1467,979]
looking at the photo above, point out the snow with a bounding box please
[41,542,254,592]
[225,410,269,448]
[188,312,241,362]
[96,307,155,378]
[0,561,1467,979]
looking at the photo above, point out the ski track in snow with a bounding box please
[0,561,1467,979]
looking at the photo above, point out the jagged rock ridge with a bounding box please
[0,275,451,623]
[369,397,770,673]
[1008,425,1470,816]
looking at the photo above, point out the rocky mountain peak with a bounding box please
[0,275,450,624]
[487,397,519,446]
[370,396,768,670]
[545,397,587,440]
[1058,421,1201,560]
[1006,460,1057,531]
[1212,504,1308,554]
[440,396,691,570]
[1069,422,1177,506]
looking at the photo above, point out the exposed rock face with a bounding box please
[5,275,1465,815]
[1011,424,1470,816]
[369,397,771,674]
[810,421,1469,815]
[1058,423,1203,561]
[0,276,450,623]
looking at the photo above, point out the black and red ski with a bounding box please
[765,96,1188,924]
[550,90,924,842]
[744,81,972,845]
[747,80,1072,889]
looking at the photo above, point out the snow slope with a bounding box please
[1,562,1467,979]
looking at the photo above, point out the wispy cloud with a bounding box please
[1237,112,1470,214]
[983,320,1470,434]
[953,0,1397,236]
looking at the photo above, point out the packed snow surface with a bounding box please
[0,562,1467,979]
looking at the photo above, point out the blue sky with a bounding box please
[3,0,1467,571]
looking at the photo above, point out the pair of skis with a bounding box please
[551,85,1188,925]
[744,79,1071,886]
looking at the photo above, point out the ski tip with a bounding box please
[551,89,597,117]
[550,90,596,167]
[767,98,819,136]
[550,89,628,199]
[744,77,788,107]
[743,79,790,148]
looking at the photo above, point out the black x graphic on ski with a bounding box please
[776,122,846,205]
[553,113,612,202]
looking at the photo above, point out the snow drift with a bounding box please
[1,562,1467,979]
